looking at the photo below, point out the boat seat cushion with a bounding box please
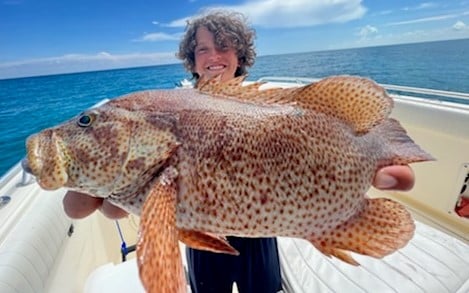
[279,221,469,293]
[85,221,469,293]
[0,190,71,293]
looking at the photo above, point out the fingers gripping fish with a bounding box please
[24,75,434,292]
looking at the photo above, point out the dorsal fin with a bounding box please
[292,76,393,133]
[196,75,246,92]
[197,75,294,105]
[197,75,392,134]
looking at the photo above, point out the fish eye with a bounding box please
[77,114,93,127]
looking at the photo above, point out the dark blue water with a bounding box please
[1,39,468,176]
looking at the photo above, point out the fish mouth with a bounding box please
[24,130,68,190]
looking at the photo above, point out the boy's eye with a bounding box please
[196,47,207,54]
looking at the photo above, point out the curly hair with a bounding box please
[177,10,256,80]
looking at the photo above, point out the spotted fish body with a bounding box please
[25,76,433,293]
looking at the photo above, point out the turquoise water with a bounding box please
[1,38,468,177]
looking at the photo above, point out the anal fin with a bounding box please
[310,197,415,265]
[179,229,239,255]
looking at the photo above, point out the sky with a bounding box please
[1,0,468,79]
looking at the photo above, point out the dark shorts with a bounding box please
[186,236,282,293]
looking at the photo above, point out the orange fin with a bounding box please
[197,75,294,105]
[197,75,392,133]
[196,74,246,91]
[137,166,186,293]
[310,197,415,265]
[293,75,393,133]
[179,230,239,255]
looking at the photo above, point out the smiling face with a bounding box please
[194,26,239,82]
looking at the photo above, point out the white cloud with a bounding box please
[377,10,393,16]
[134,32,182,42]
[387,13,460,26]
[402,2,438,11]
[358,25,378,39]
[453,20,467,30]
[417,2,437,9]
[164,17,191,28]
[166,0,366,28]
[352,24,469,49]
[97,51,112,57]
[0,52,179,79]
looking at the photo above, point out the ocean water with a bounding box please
[1,38,468,177]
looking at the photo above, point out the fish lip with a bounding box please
[24,130,69,190]
[25,133,43,177]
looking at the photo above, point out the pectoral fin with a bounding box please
[136,167,186,293]
[179,229,239,255]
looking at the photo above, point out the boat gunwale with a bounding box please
[257,76,469,107]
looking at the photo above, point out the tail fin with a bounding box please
[373,118,435,167]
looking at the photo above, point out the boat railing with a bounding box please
[257,76,469,106]
[257,76,321,85]
[380,83,469,102]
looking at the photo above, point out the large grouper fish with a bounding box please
[23,75,433,292]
